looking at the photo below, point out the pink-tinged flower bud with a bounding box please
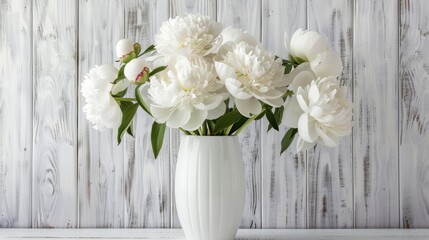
[116,39,135,62]
[124,58,149,84]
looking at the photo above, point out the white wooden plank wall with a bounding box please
[261,0,307,229]
[32,0,78,228]
[0,0,428,229]
[353,0,400,228]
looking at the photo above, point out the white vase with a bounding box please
[175,135,245,240]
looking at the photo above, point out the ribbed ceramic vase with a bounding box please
[175,136,245,240]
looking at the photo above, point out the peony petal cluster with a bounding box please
[148,56,226,131]
[283,71,352,151]
[285,28,342,78]
[81,65,122,131]
[215,31,288,117]
[154,14,223,57]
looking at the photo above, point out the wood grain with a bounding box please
[168,0,217,228]
[32,0,77,227]
[124,0,171,228]
[399,0,429,228]
[353,0,400,228]
[306,0,354,228]
[217,0,263,229]
[78,0,125,228]
[261,0,307,229]
[0,0,32,228]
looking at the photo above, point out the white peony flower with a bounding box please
[283,74,352,151]
[81,65,122,131]
[220,26,260,46]
[116,39,135,59]
[285,28,330,62]
[154,14,223,57]
[285,29,343,78]
[215,41,288,117]
[148,56,226,131]
[124,58,149,84]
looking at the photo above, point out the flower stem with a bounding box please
[234,115,258,136]
[115,97,136,102]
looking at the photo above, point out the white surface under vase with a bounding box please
[175,136,245,240]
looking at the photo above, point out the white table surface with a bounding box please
[0,229,429,240]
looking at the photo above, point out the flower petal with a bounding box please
[260,97,284,108]
[166,108,191,128]
[288,69,315,92]
[207,102,226,120]
[296,135,316,152]
[316,126,339,147]
[310,51,343,77]
[308,82,320,105]
[282,97,303,128]
[298,113,317,142]
[150,105,172,123]
[225,78,252,99]
[181,109,208,131]
[111,80,129,95]
[202,95,224,110]
[235,97,262,118]
[296,87,310,113]
[215,61,236,81]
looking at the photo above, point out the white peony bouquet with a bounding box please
[81,14,352,158]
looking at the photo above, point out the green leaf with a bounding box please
[280,128,298,155]
[151,122,166,159]
[265,107,279,131]
[112,88,128,98]
[268,106,284,132]
[135,85,152,116]
[117,103,139,144]
[149,65,167,77]
[127,122,134,137]
[282,90,294,101]
[254,109,266,120]
[142,44,156,55]
[112,65,126,84]
[229,117,249,135]
[284,64,293,74]
[119,101,133,111]
[213,109,243,134]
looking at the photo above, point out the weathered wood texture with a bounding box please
[0,0,32,228]
[353,0,400,228]
[261,0,307,229]
[78,0,125,227]
[0,0,428,229]
[124,0,171,228]
[217,0,263,229]
[306,0,354,228]
[399,0,429,228]
[32,0,78,227]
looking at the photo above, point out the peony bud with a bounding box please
[124,58,149,84]
[121,51,136,63]
[286,28,330,62]
[116,39,135,62]
[309,51,343,78]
